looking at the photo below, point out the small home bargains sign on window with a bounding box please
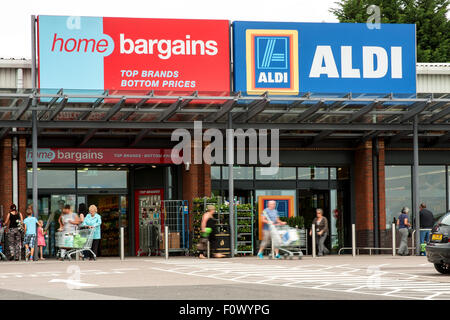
[25,148,179,164]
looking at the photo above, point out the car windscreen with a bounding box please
[438,213,450,226]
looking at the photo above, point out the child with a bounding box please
[37,220,47,260]
[23,208,38,261]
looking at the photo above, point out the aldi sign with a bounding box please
[37,16,230,97]
[233,21,416,95]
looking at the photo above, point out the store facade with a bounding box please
[24,148,180,256]
[0,15,449,257]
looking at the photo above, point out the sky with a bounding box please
[0,0,338,58]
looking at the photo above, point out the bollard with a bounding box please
[207,240,210,259]
[312,224,316,258]
[352,224,356,257]
[165,225,169,260]
[392,223,396,256]
[120,227,125,261]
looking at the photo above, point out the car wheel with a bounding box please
[434,263,450,274]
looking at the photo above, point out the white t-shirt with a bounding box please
[61,212,78,233]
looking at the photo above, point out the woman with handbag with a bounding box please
[397,207,411,256]
[4,204,23,261]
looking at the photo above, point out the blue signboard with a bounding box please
[233,21,416,95]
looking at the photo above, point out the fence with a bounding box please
[137,200,189,256]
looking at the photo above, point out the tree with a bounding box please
[329,0,450,62]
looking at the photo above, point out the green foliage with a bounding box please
[330,0,450,62]
[280,216,305,228]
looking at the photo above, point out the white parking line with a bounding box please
[151,260,450,300]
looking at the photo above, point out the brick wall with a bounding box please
[354,141,374,237]
[354,139,387,249]
[0,138,12,219]
[18,137,27,213]
[377,139,386,231]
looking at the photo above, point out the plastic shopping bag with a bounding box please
[63,235,74,248]
[282,229,299,245]
[73,234,87,248]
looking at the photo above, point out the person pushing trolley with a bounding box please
[257,200,286,259]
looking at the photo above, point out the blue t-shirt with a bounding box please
[23,216,38,235]
[263,208,279,230]
[398,213,409,229]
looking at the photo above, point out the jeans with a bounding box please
[317,232,329,256]
[398,228,409,255]
[420,230,430,244]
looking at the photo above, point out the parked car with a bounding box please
[426,212,450,274]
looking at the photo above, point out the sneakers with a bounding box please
[257,252,264,259]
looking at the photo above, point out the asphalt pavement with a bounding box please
[0,255,448,300]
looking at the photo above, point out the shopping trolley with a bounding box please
[262,211,303,260]
[273,225,304,260]
[55,227,96,261]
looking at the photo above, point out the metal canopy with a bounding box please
[0,89,449,146]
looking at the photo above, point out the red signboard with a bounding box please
[26,148,179,164]
[37,16,230,97]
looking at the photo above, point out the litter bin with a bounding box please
[213,224,231,258]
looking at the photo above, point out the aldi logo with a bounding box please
[245,29,299,95]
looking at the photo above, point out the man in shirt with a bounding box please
[257,200,286,259]
[23,208,38,261]
[419,203,435,252]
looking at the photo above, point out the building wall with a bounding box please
[1,60,449,93]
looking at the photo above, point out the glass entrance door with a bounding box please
[298,189,346,253]
[298,190,331,252]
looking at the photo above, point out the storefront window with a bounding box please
[385,166,412,229]
[77,168,127,188]
[337,167,350,180]
[222,166,253,180]
[27,168,75,189]
[330,168,337,180]
[255,167,296,180]
[419,166,446,219]
[313,167,329,180]
[298,167,311,180]
[211,166,221,180]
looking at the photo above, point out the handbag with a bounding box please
[407,227,413,238]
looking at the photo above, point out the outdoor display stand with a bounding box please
[235,203,254,255]
[192,197,255,257]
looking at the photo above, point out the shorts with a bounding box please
[24,234,36,247]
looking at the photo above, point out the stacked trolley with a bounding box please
[55,226,96,261]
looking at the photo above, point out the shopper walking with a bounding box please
[4,204,23,261]
[310,208,330,256]
[419,203,434,253]
[397,207,411,256]
[257,200,286,259]
[198,205,224,259]
[37,220,47,260]
[57,205,80,260]
[80,205,102,260]
[23,208,38,261]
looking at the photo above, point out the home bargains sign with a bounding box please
[26,148,179,164]
[37,16,230,96]
[233,21,416,95]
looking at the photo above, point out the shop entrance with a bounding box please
[78,194,128,257]
[298,189,346,253]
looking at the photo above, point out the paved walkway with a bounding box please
[0,255,448,300]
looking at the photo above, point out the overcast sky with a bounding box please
[0,0,338,58]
